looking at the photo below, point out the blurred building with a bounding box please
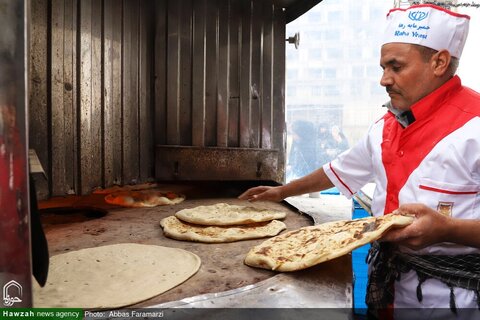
[285,0,392,146]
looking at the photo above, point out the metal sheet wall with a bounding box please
[154,0,286,182]
[29,0,286,197]
[29,0,155,197]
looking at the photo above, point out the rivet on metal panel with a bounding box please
[251,84,259,100]
[256,162,262,178]
[174,161,179,177]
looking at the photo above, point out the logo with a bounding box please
[3,280,23,307]
[437,201,454,217]
[408,11,428,21]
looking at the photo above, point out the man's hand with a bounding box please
[239,167,335,202]
[238,186,284,202]
[381,203,450,250]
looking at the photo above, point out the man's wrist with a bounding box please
[442,216,458,243]
[277,185,286,200]
[441,217,477,247]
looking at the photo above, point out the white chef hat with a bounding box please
[382,4,470,58]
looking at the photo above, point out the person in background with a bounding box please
[327,125,349,159]
[315,122,333,167]
[240,4,480,318]
[286,120,317,181]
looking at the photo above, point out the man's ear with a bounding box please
[432,50,451,77]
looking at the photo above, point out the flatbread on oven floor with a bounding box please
[160,216,287,243]
[33,243,200,308]
[104,190,185,208]
[175,203,287,226]
[244,213,414,272]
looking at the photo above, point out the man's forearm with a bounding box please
[446,218,480,249]
[279,167,335,199]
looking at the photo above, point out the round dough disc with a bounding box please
[33,243,201,308]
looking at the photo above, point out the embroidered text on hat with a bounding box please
[382,4,470,58]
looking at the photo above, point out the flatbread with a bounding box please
[175,203,287,226]
[160,216,287,243]
[33,243,200,308]
[104,190,185,208]
[244,213,414,272]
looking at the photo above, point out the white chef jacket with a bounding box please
[323,76,480,313]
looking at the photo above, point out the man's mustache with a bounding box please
[386,86,400,95]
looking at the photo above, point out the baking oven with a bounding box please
[1,0,353,311]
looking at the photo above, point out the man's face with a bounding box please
[380,43,437,111]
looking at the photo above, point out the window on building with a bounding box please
[308,12,322,22]
[311,85,322,96]
[352,66,364,78]
[347,46,361,59]
[328,11,342,22]
[324,68,336,79]
[306,31,322,42]
[309,49,322,60]
[350,7,363,22]
[367,66,380,78]
[325,28,341,41]
[351,83,362,96]
[370,81,385,96]
[326,47,342,60]
[287,86,296,97]
[287,69,298,79]
[324,85,340,96]
[309,68,322,79]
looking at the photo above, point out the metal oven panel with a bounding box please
[156,146,281,182]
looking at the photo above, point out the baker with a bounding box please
[239,4,480,317]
